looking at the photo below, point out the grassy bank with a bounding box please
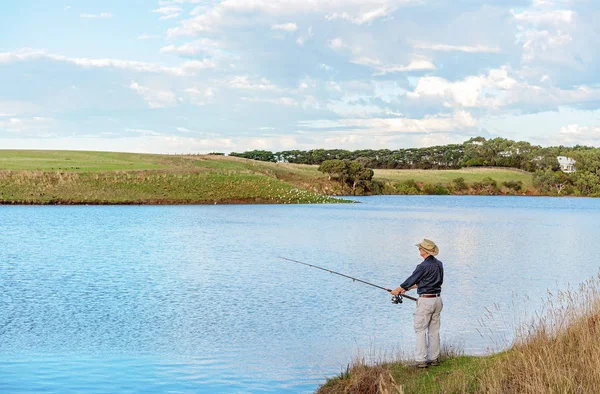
[318,274,600,393]
[374,167,533,189]
[0,151,348,204]
[0,150,537,204]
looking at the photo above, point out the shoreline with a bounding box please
[0,152,590,204]
[0,193,594,206]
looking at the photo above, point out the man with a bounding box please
[391,239,444,368]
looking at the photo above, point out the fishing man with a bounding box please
[391,239,444,368]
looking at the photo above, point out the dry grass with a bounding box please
[373,168,533,189]
[317,273,600,394]
[319,363,401,394]
[479,275,600,393]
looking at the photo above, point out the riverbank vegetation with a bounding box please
[0,150,540,204]
[231,136,600,197]
[0,143,597,204]
[317,274,600,393]
[0,151,346,204]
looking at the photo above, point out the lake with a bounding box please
[1,196,599,393]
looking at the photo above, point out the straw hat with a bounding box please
[415,239,439,256]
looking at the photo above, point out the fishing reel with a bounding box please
[391,294,403,304]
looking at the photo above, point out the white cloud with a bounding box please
[329,37,435,75]
[272,22,298,32]
[329,38,346,50]
[126,128,162,136]
[64,5,72,11]
[152,6,182,20]
[413,42,501,53]
[513,9,576,26]
[407,67,517,108]
[129,81,179,108]
[228,76,280,91]
[0,100,39,116]
[352,56,436,75]
[168,0,419,36]
[0,48,46,64]
[520,29,573,63]
[559,124,600,137]
[0,116,55,135]
[160,38,223,56]
[334,110,478,134]
[80,12,112,19]
[137,34,161,40]
[553,124,600,146]
[242,97,298,106]
[326,6,391,24]
[182,87,216,106]
[159,0,202,4]
[0,48,216,76]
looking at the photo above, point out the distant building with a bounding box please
[557,156,576,173]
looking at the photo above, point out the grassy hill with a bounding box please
[0,150,535,204]
[0,151,345,204]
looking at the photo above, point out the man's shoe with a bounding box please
[427,358,440,366]
[408,362,428,369]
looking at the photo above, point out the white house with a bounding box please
[557,156,576,173]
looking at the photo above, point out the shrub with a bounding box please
[394,183,420,195]
[422,183,450,195]
[403,179,420,191]
[502,180,523,192]
[473,177,498,195]
[452,177,468,192]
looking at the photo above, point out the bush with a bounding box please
[394,183,420,195]
[403,179,420,191]
[393,179,421,195]
[422,183,450,195]
[452,177,468,192]
[472,177,498,195]
[502,180,523,192]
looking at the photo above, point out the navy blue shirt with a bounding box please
[400,256,444,295]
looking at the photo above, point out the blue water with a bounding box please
[1,196,599,393]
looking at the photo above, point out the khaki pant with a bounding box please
[413,296,443,363]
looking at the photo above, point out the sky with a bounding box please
[1,0,600,154]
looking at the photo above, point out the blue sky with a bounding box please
[1,0,600,153]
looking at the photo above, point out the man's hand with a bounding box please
[390,286,406,296]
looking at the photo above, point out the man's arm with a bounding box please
[390,284,417,295]
[390,265,423,295]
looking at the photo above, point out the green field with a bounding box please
[0,150,535,204]
[0,151,344,204]
[374,167,533,188]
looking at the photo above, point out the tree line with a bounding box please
[228,137,591,170]
[227,136,600,197]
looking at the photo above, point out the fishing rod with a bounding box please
[278,256,417,303]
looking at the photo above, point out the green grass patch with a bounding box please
[0,170,345,204]
[0,151,538,204]
[374,168,533,189]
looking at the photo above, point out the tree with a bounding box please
[533,170,572,195]
[229,150,276,162]
[318,160,374,195]
[318,160,346,181]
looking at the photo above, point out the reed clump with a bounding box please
[479,276,600,393]
[317,274,600,393]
